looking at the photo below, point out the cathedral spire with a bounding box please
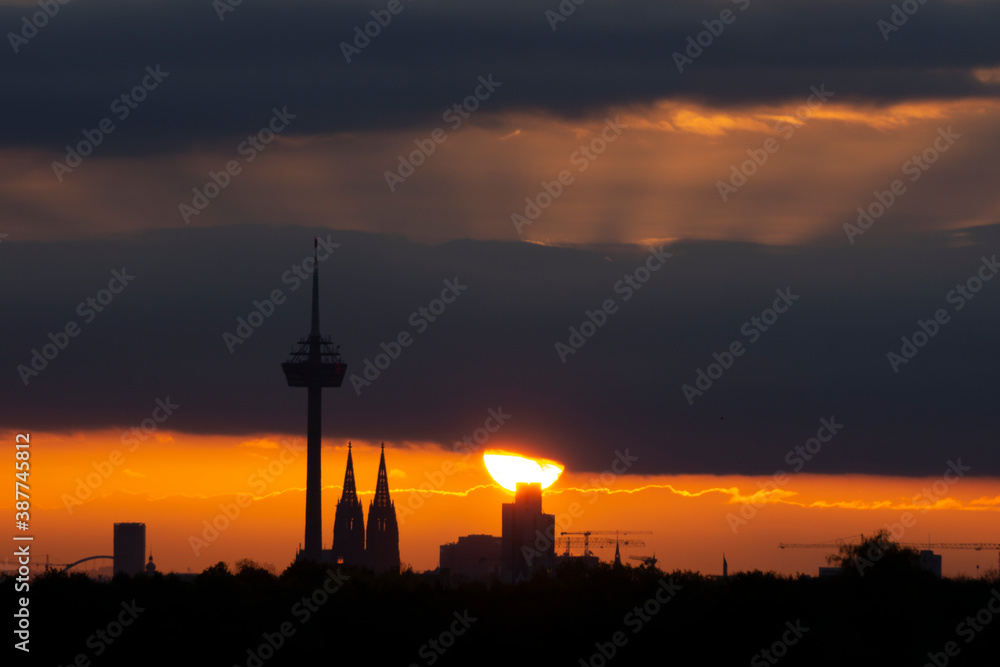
[366,442,400,572]
[372,442,392,509]
[340,441,359,504]
[332,442,365,565]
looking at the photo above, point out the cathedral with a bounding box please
[329,442,400,572]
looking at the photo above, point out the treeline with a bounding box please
[11,542,999,667]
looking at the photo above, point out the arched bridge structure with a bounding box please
[61,555,114,572]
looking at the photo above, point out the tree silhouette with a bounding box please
[828,529,922,578]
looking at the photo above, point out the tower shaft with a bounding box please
[304,384,322,556]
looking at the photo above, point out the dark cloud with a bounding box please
[2,223,998,477]
[3,0,1000,153]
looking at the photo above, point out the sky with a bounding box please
[2,0,999,576]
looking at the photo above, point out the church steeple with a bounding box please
[372,443,391,509]
[342,442,359,503]
[366,442,400,572]
[331,442,365,565]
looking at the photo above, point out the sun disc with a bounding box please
[483,451,563,492]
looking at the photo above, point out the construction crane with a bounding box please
[557,537,647,557]
[779,538,1000,574]
[558,537,646,565]
[558,530,652,558]
[629,554,658,567]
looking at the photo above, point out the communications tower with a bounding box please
[282,239,347,560]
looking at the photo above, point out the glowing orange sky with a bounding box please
[5,429,998,578]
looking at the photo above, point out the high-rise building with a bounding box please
[501,482,555,581]
[113,522,145,576]
[919,550,943,578]
[331,443,365,565]
[365,444,400,572]
[440,534,502,582]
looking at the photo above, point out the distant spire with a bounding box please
[310,237,320,337]
[372,442,392,508]
[340,442,359,504]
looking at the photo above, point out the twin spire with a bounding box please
[338,442,392,508]
[332,442,400,572]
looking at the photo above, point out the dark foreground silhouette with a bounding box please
[13,540,1000,667]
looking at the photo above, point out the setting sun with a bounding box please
[483,451,564,492]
